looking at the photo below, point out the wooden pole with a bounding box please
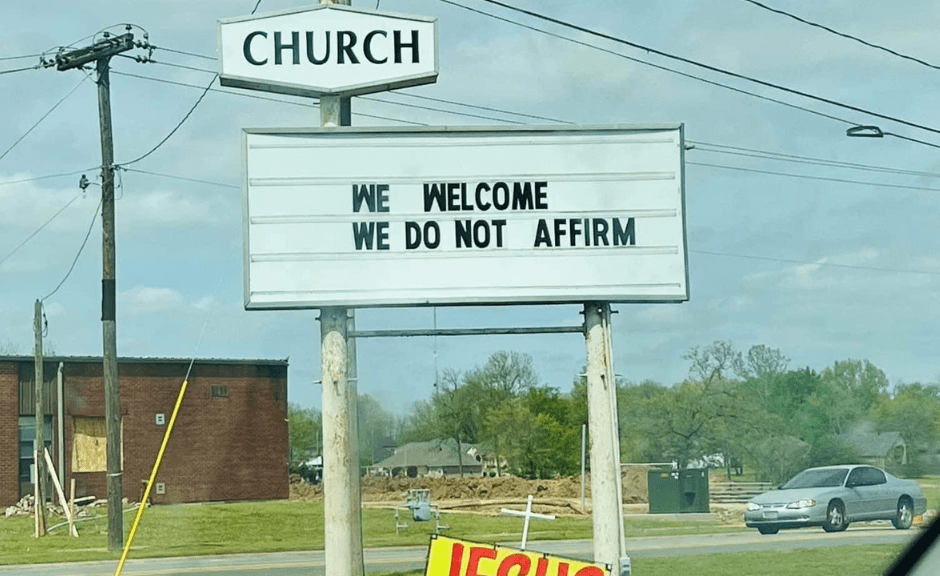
[97,54,124,553]
[43,448,77,537]
[33,300,46,537]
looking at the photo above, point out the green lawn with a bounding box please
[1,500,739,565]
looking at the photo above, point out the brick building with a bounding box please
[0,356,289,507]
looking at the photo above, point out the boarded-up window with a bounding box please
[72,417,122,472]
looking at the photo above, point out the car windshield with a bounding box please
[781,468,849,489]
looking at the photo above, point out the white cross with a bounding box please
[500,494,555,550]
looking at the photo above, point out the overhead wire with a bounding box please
[687,161,940,193]
[0,193,83,268]
[739,0,940,71]
[0,72,91,164]
[0,64,40,75]
[121,167,239,189]
[0,53,41,62]
[41,197,102,301]
[690,249,940,277]
[0,168,97,189]
[455,0,940,137]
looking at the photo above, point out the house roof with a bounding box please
[373,439,483,469]
[839,421,905,457]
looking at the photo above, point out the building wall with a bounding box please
[0,362,17,505]
[1,357,288,507]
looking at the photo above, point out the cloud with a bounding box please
[120,286,188,316]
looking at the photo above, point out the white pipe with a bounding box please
[57,362,64,490]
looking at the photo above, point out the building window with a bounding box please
[18,416,52,494]
[72,416,121,473]
[210,385,229,398]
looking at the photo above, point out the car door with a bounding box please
[845,467,878,520]
[864,468,895,518]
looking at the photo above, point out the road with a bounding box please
[0,527,917,576]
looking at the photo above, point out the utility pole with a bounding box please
[33,300,46,537]
[55,31,136,553]
[583,303,628,575]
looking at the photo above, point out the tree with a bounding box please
[820,359,889,434]
[288,403,321,463]
[357,394,396,467]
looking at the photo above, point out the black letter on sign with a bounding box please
[364,30,388,64]
[376,184,390,212]
[405,221,421,249]
[394,30,420,63]
[352,184,376,213]
[424,183,446,212]
[376,221,390,250]
[338,31,360,64]
[274,31,300,65]
[613,217,636,246]
[306,31,330,65]
[243,31,268,66]
[455,220,472,248]
[533,219,551,247]
[352,222,375,250]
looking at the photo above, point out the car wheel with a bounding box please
[892,498,913,530]
[757,526,779,535]
[823,500,848,532]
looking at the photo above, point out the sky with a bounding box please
[1,0,939,415]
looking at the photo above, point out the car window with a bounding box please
[864,467,886,485]
[847,468,865,486]
[781,468,848,489]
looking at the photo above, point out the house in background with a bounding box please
[839,421,907,470]
[1,355,289,507]
[370,438,487,478]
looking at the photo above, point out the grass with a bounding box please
[378,544,907,576]
[0,500,740,565]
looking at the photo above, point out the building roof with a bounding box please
[839,421,905,458]
[0,355,288,367]
[373,439,483,469]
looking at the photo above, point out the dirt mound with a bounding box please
[288,471,651,504]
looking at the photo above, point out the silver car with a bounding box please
[745,465,928,535]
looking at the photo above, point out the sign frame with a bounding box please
[242,124,689,310]
[424,535,612,576]
[218,4,439,98]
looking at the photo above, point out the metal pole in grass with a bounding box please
[113,378,189,576]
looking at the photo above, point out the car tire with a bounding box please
[757,526,779,535]
[892,498,913,530]
[823,500,848,533]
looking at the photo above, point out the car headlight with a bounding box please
[747,502,761,511]
[785,499,816,509]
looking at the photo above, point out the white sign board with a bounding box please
[219,5,438,98]
[242,125,689,309]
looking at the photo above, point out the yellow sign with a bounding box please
[425,536,610,576]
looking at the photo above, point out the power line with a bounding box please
[149,45,216,61]
[739,0,940,71]
[0,64,40,75]
[118,74,218,167]
[111,70,427,125]
[0,168,97,189]
[41,197,102,301]
[0,73,91,164]
[0,53,41,62]
[361,95,525,124]
[689,141,940,179]
[436,0,859,128]
[459,0,940,137]
[389,91,573,124]
[687,161,940,192]
[0,193,82,268]
[121,167,239,189]
[692,249,940,277]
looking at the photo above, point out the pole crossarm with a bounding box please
[348,325,585,338]
[55,33,135,71]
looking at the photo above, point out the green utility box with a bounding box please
[647,468,710,514]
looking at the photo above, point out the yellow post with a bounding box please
[113,379,189,576]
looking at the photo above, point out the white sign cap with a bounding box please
[219,5,438,98]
